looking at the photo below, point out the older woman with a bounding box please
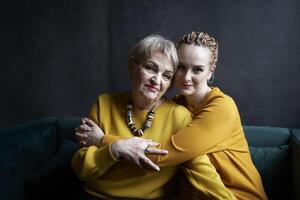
[78,32,268,200]
[72,35,234,199]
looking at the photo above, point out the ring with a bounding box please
[144,144,150,153]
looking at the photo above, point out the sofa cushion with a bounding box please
[243,126,290,147]
[25,140,85,200]
[249,145,291,200]
[0,118,58,200]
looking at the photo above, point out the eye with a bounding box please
[192,67,203,74]
[163,73,172,81]
[144,64,156,72]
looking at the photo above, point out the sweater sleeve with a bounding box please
[180,155,236,199]
[71,145,118,181]
[88,97,100,125]
[71,95,119,181]
[102,96,237,167]
[150,96,237,166]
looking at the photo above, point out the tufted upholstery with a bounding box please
[0,117,299,200]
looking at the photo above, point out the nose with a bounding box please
[150,74,162,85]
[182,70,192,82]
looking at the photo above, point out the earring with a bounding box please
[208,72,214,84]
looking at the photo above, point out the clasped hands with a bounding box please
[74,118,168,171]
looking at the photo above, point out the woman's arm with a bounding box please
[74,97,104,148]
[75,118,104,147]
[76,124,168,171]
[150,97,237,166]
[73,97,168,176]
[102,96,238,167]
[72,97,118,181]
[71,144,118,181]
[109,137,167,171]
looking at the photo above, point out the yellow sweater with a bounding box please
[103,88,268,200]
[72,92,235,199]
[72,92,192,199]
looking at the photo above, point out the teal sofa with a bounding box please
[0,117,299,200]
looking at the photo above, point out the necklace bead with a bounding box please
[126,101,155,136]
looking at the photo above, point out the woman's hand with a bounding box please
[110,137,168,171]
[75,118,104,147]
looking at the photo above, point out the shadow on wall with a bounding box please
[1,0,300,128]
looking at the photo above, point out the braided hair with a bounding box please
[178,31,218,66]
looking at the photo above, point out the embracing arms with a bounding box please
[76,95,238,169]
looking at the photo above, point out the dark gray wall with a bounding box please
[1,0,300,128]
[1,0,110,127]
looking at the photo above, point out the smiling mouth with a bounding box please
[146,85,159,92]
[182,84,193,87]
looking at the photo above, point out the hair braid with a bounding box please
[179,31,218,66]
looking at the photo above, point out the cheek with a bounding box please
[175,72,183,84]
[193,73,208,85]
[133,71,148,85]
[201,71,211,81]
[192,75,203,84]
[162,81,171,91]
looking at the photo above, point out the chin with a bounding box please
[178,89,193,96]
[142,91,159,101]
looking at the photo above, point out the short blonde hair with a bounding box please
[128,35,178,72]
[178,31,218,66]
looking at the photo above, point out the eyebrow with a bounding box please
[165,70,174,74]
[193,65,205,68]
[178,62,205,68]
[147,61,174,73]
[144,60,158,67]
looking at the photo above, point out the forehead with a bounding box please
[177,44,212,66]
[145,52,174,72]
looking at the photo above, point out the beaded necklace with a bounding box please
[126,101,155,136]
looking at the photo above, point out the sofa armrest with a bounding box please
[56,117,80,143]
[291,129,300,200]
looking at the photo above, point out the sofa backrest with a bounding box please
[56,117,80,143]
[243,126,292,200]
[243,125,291,147]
